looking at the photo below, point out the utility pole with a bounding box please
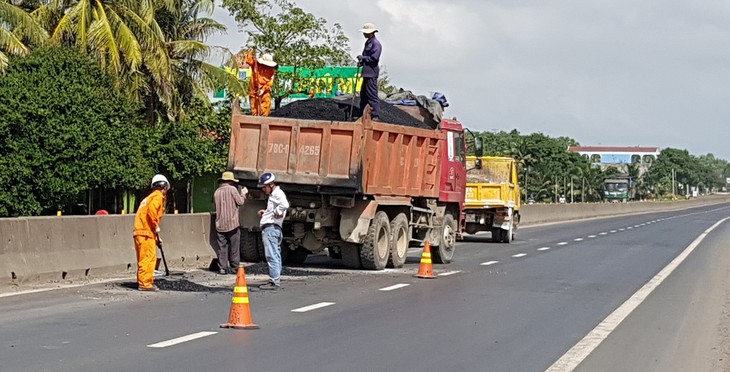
[672,168,676,200]
[570,177,574,203]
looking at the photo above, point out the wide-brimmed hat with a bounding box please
[219,171,238,182]
[257,53,277,67]
[359,23,378,34]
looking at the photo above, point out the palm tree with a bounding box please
[0,1,48,71]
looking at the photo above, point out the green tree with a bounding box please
[0,46,151,216]
[223,0,351,108]
[0,0,48,71]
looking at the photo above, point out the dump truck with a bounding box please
[462,139,521,243]
[227,105,467,270]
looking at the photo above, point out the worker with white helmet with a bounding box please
[133,174,170,291]
[257,172,289,289]
[356,22,382,121]
[244,49,278,116]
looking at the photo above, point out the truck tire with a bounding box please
[341,243,362,269]
[433,213,456,264]
[240,231,260,262]
[360,211,391,270]
[388,213,409,268]
[502,219,513,243]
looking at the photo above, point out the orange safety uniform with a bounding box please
[133,190,166,289]
[246,51,276,116]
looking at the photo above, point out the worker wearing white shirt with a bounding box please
[257,172,289,289]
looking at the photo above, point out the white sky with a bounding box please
[208,0,730,160]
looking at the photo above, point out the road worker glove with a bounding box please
[257,89,264,97]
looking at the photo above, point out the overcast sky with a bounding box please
[208,0,730,160]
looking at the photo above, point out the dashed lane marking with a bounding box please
[588,235,597,238]
[438,271,462,276]
[379,284,410,291]
[610,230,617,233]
[512,253,527,258]
[147,331,217,348]
[557,242,568,246]
[292,302,336,313]
[546,216,730,372]
[574,238,584,242]
[538,247,551,251]
[599,232,608,235]
[480,261,499,266]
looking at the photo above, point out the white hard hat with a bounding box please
[359,23,378,34]
[151,174,169,188]
[257,53,278,67]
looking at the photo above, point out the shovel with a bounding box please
[349,64,363,121]
[157,239,184,276]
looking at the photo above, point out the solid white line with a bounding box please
[292,302,336,313]
[512,253,527,258]
[379,283,410,291]
[480,261,499,266]
[538,247,551,251]
[557,242,568,246]
[438,271,462,276]
[546,217,730,372]
[588,235,597,238]
[574,238,584,242]
[147,331,217,348]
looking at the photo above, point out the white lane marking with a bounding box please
[557,242,568,246]
[512,253,527,258]
[379,283,410,291]
[634,225,641,228]
[480,261,499,266]
[574,238,584,242]
[147,331,217,348]
[588,235,597,238]
[618,228,625,231]
[610,230,617,233]
[599,232,608,235]
[546,217,730,372]
[627,227,633,230]
[292,302,336,313]
[538,247,551,251]
[438,271,462,276]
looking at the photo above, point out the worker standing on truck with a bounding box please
[133,174,170,291]
[245,50,278,116]
[214,171,248,275]
[257,172,289,290]
[357,23,382,121]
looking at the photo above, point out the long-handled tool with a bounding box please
[157,239,184,277]
[349,64,363,121]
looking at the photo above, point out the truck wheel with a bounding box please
[502,219,513,243]
[388,213,409,268]
[433,213,456,264]
[341,243,362,269]
[360,211,391,270]
[240,231,260,262]
[491,228,501,243]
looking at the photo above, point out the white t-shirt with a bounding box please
[260,186,289,227]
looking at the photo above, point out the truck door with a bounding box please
[439,130,467,206]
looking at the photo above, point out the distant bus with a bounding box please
[604,179,630,202]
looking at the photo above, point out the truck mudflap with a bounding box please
[339,200,378,243]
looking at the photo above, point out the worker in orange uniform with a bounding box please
[245,50,278,116]
[133,174,170,291]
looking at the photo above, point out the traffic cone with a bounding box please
[415,241,437,279]
[220,264,259,329]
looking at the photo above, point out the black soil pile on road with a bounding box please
[270,98,431,129]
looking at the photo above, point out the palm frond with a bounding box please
[0,2,49,46]
[0,50,8,72]
[0,26,30,56]
[196,60,247,97]
[88,2,121,72]
[181,17,226,40]
[106,7,141,71]
[168,39,208,59]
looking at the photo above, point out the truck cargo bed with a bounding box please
[228,114,444,198]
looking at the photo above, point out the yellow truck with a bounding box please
[463,141,521,243]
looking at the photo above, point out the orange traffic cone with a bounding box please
[415,241,437,279]
[220,264,259,329]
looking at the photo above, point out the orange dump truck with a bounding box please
[228,108,468,270]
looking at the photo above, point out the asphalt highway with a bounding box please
[2,203,730,372]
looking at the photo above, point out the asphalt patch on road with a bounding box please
[116,279,231,293]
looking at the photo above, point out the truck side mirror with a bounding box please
[475,159,482,169]
[474,137,484,157]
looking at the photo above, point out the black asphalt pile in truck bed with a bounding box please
[270,98,431,129]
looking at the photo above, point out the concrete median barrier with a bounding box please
[0,213,218,286]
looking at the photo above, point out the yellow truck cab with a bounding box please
[463,138,521,242]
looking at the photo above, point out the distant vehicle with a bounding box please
[604,178,631,202]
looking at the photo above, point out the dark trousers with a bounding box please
[360,77,380,118]
[216,228,241,270]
